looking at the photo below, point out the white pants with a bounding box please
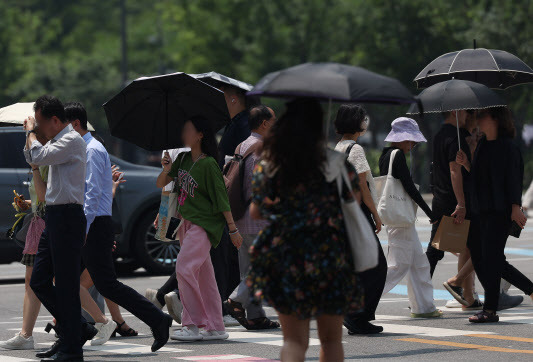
[382,224,437,314]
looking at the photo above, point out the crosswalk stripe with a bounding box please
[467,334,533,343]
[39,341,191,355]
[0,357,36,361]
[398,337,533,354]
[227,331,319,347]
[375,323,493,337]
[174,355,277,361]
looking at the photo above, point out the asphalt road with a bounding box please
[0,212,532,361]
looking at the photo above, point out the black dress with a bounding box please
[467,136,533,312]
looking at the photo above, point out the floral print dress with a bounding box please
[246,160,365,319]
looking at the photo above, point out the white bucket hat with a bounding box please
[384,117,427,143]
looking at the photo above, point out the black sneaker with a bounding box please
[36,339,61,358]
[344,318,383,335]
[497,292,523,311]
[443,282,468,306]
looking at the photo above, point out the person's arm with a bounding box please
[507,144,527,228]
[358,172,381,233]
[84,149,106,234]
[31,166,47,203]
[449,161,466,223]
[392,151,434,221]
[111,167,126,198]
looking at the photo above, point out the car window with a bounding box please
[0,131,29,168]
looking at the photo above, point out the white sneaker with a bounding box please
[445,299,463,308]
[164,291,183,324]
[91,320,117,346]
[223,315,240,327]
[145,288,163,309]
[0,333,34,350]
[200,329,229,341]
[171,326,203,341]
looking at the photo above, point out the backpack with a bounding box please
[223,141,262,221]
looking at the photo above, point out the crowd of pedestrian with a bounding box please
[1,79,532,362]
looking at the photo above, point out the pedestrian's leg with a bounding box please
[278,313,310,362]
[407,228,437,314]
[198,253,225,331]
[21,266,41,337]
[176,222,211,328]
[105,298,137,334]
[156,272,178,307]
[83,217,165,328]
[316,315,344,362]
[47,208,85,354]
[229,235,266,320]
[210,229,229,301]
[382,227,411,295]
[29,229,58,328]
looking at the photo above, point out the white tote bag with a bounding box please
[336,165,379,273]
[375,149,418,227]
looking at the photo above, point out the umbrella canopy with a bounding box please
[103,72,230,151]
[0,102,96,131]
[248,62,416,105]
[191,71,253,92]
[407,79,506,114]
[414,48,533,89]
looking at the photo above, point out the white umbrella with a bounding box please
[0,102,96,131]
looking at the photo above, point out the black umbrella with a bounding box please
[414,47,533,89]
[191,71,253,92]
[249,62,415,104]
[103,72,230,151]
[407,79,506,148]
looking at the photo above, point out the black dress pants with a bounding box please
[30,204,86,355]
[210,227,240,303]
[82,216,166,328]
[348,203,387,322]
[468,212,533,311]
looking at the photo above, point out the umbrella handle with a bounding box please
[456,112,461,151]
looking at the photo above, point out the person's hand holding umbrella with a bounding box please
[456,149,470,172]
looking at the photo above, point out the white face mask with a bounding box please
[360,116,370,137]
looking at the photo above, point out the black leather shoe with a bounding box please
[41,351,84,361]
[36,339,61,358]
[80,323,98,346]
[344,318,383,335]
[151,314,173,352]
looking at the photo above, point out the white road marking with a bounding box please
[0,357,36,361]
[227,331,319,347]
[38,341,191,355]
[374,323,494,337]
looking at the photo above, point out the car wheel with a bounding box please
[133,209,179,275]
[113,256,140,275]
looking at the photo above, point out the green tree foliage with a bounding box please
[1,0,532,184]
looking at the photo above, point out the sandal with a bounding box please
[469,310,499,323]
[111,320,138,337]
[224,300,249,328]
[443,282,468,306]
[246,317,280,330]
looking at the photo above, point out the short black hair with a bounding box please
[334,104,367,134]
[249,105,272,130]
[64,102,88,130]
[34,95,66,123]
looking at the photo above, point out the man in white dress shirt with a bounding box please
[23,95,93,362]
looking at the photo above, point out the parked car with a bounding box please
[0,126,178,274]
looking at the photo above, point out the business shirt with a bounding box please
[24,124,86,206]
[235,132,269,235]
[83,132,113,234]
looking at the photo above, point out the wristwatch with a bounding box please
[28,130,36,135]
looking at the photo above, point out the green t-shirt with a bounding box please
[168,152,230,247]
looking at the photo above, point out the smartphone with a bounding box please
[117,173,125,182]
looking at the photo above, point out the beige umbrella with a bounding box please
[0,102,96,131]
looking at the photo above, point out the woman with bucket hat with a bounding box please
[377,117,442,318]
